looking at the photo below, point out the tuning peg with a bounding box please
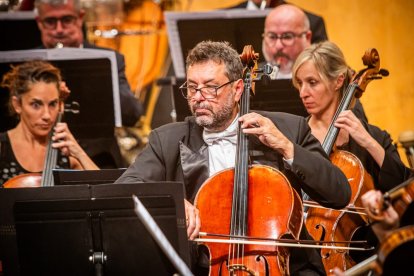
[379,69,389,77]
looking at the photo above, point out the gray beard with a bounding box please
[191,94,236,131]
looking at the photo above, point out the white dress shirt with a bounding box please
[203,116,239,176]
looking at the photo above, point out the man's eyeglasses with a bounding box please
[262,31,308,47]
[179,80,235,100]
[41,15,78,30]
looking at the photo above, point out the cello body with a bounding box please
[305,150,374,271]
[195,165,303,275]
[2,113,63,188]
[3,173,42,188]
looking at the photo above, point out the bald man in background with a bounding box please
[260,4,368,122]
[227,0,328,44]
[261,4,313,79]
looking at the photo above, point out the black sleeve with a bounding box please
[304,11,328,43]
[115,51,145,126]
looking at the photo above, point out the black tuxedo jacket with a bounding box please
[83,42,143,126]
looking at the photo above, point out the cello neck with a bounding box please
[40,112,63,187]
[322,48,386,155]
[322,82,359,154]
[230,45,258,237]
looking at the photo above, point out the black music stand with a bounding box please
[165,9,269,79]
[0,11,41,51]
[0,182,190,276]
[52,168,127,186]
[0,48,121,137]
[251,79,309,117]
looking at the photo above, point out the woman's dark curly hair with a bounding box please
[1,60,62,115]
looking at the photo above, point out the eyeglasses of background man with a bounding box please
[262,31,308,47]
[40,15,78,30]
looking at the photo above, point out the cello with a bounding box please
[194,45,303,275]
[305,48,389,272]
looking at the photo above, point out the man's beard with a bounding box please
[190,93,235,131]
[263,44,292,74]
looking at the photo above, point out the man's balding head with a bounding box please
[262,4,312,77]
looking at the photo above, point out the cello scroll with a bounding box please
[351,48,389,98]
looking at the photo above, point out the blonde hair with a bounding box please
[292,41,353,97]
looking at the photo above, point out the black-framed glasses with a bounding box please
[41,15,78,30]
[179,80,235,100]
[262,31,308,47]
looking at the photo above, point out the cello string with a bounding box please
[41,112,62,187]
[236,70,247,267]
[322,83,357,154]
[240,68,253,266]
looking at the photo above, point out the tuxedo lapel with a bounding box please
[179,122,210,202]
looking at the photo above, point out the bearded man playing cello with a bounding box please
[115,40,351,275]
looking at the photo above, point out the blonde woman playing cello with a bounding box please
[292,41,411,193]
[292,41,412,271]
[0,60,98,187]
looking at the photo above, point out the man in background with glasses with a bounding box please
[115,40,351,275]
[34,0,144,168]
[262,4,314,79]
[227,1,328,45]
[262,4,368,121]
